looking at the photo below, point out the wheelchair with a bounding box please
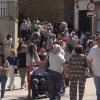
[31,74,49,99]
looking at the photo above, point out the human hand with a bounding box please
[0,67,3,70]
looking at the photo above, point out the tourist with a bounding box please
[87,35,100,100]
[20,19,27,39]
[71,31,79,45]
[85,40,94,54]
[31,20,38,33]
[17,44,27,89]
[40,30,45,48]
[0,53,9,100]
[52,34,57,44]
[92,35,97,46]
[7,49,17,90]
[66,34,76,49]
[46,44,67,100]
[4,34,12,58]
[79,31,85,47]
[62,28,69,39]
[68,45,88,100]
[26,44,40,98]
[26,18,31,36]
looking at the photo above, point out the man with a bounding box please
[87,35,100,100]
[71,31,79,45]
[17,44,27,89]
[20,19,28,39]
[66,34,76,49]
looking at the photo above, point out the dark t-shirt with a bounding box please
[18,52,27,68]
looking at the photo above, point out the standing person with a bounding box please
[79,31,85,47]
[68,45,88,100]
[26,44,40,98]
[62,28,69,39]
[40,30,45,48]
[46,33,53,52]
[71,31,79,45]
[26,18,31,36]
[66,34,76,50]
[0,53,9,100]
[45,44,67,100]
[20,19,27,39]
[87,35,100,100]
[31,20,37,33]
[4,34,12,58]
[92,35,97,46]
[17,44,27,89]
[7,49,17,90]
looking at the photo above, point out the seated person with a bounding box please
[30,60,46,96]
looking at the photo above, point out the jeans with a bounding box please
[94,75,100,100]
[0,75,7,98]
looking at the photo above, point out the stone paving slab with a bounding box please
[0,76,97,100]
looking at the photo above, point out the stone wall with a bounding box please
[0,17,18,50]
[18,0,74,23]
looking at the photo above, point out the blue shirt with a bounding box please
[7,56,17,65]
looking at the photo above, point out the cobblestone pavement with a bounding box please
[0,76,96,100]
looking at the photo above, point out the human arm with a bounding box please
[62,62,67,79]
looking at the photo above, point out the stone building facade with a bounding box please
[18,0,74,23]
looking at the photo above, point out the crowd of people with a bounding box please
[0,17,100,100]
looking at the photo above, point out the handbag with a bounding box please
[84,55,91,77]
[44,55,50,72]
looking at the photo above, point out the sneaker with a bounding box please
[20,86,24,89]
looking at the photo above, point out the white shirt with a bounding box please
[49,53,65,73]
[27,21,31,28]
[80,34,85,44]
[62,32,69,39]
[73,35,79,44]
[21,23,27,30]
[61,48,65,56]
[87,45,100,77]
[35,32,41,42]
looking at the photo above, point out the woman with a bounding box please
[0,53,9,100]
[7,49,17,90]
[64,44,75,64]
[68,45,88,100]
[4,34,12,58]
[46,44,67,100]
[92,35,97,46]
[85,40,94,54]
[17,41,23,55]
[26,43,40,98]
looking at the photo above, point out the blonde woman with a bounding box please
[7,49,17,90]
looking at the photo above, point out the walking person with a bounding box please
[7,49,17,90]
[0,53,9,100]
[17,44,27,89]
[20,19,28,39]
[68,45,88,100]
[87,35,100,100]
[45,44,67,100]
[26,44,40,98]
[4,34,12,58]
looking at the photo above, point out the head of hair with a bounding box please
[88,41,93,47]
[88,36,92,40]
[92,35,96,40]
[68,44,73,53]
[17,42,23,51]
[52,44,61,54]
[10,49,16,56]
[28,43,36,57]
[7,34,10,40]
[34,28,38,32]
[0,52,6,66]
[75,45,84,54]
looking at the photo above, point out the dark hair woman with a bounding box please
[67,45,88,100]
[0,52,9,100]
[17,42,23,55]
[26,43,40,98]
